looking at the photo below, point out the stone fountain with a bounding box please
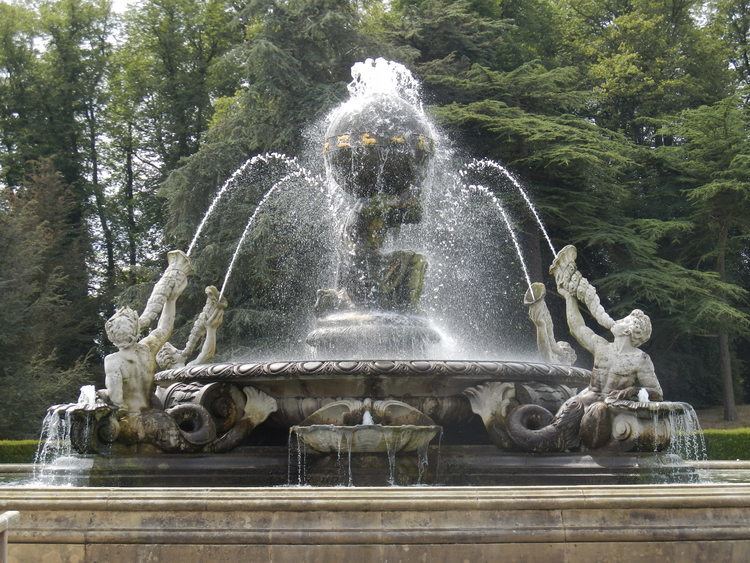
[9,57,750,563]
[37,58,703,488]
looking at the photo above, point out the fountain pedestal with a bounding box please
[305,311,441,356]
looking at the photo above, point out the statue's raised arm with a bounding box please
[550,245,614,330]
[155,285,228,370]
[103,250,192,414]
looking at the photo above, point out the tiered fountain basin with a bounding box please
[154,359,590,429]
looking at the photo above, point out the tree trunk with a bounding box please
[86,105,115,290]
[717,222,737,421]
[125,122,138,283]
[719,331,736,421]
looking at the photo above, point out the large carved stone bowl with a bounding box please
[292,398,441,454]
[155,360,590,428]
[293,424,440,454]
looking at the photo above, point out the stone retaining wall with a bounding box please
[1,485,749,561]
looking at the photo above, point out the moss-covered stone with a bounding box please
[379,251,427,312]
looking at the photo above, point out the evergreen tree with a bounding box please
[0,161,96,436]
[658,96,750,419]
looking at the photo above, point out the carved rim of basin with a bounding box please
[292,424,440,454]
[604,398,692,417]
[154,360,591,398]
[291,398,441,453]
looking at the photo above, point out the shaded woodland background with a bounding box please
[1,0,749,437]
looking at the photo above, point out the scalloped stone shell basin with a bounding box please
[292,424,441,453]
[155,360,590,426]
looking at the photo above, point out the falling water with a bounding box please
[296,432,304,486]
[384,434,396,486]
[34,386,97,468]
[666,404,707,462]
[219,175,290,299]
[465,159,557,255]
[287,430,293,485]
[32,385,101,485]
[434,429,444,485]
[345,431,354,486]
[186,152,301,256]
[464,184,534,292]
[34,410,71,470]
[417,443,430,485]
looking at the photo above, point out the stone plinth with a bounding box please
[1,511,19,563]
[1,485,750,561]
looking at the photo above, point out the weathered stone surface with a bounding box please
[509,244,679,454]
[157,360,590,395]
[292,398,440,453]
[1,511,19,563]
[524,282,576,366]
[2,485,750,562]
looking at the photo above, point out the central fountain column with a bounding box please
[306,88,441,357]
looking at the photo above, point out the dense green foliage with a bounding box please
[0,440,39,464]
[704,429,750,460]
[1,0,750,437]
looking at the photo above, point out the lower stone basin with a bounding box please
[292,424,441,453]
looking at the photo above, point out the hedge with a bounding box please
[703,429,750,460]
[0,431,748,463]
[0,440,39,464]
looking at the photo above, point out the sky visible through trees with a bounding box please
[1,0,749,437]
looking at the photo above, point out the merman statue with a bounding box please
[101,250,193,413]
[508,245,663,452]
[95,250,276,453]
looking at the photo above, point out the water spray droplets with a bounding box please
[463,159,557,256]
[187,152,305,256]
[347,58,423,110]
[464,184,534,292]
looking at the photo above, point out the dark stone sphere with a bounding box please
[324,95,434,198]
